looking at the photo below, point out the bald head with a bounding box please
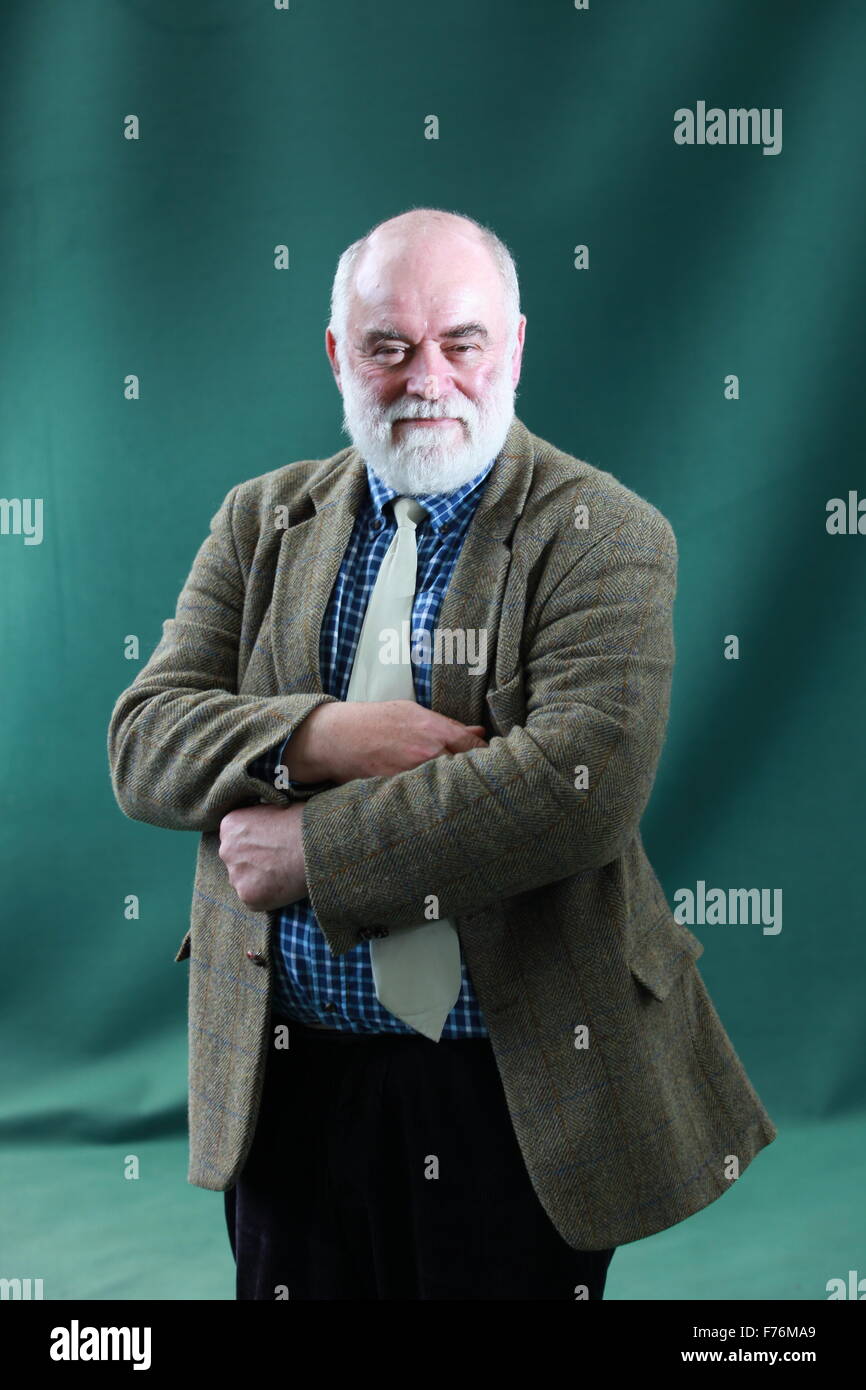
[357,209,494,278]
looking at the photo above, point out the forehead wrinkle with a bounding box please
[351,233,502,317]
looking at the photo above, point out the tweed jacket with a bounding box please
[107,413,777,1251]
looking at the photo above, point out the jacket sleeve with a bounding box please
[107,483,338,832]
[301,504,678,957]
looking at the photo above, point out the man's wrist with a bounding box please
[288,702,340,782]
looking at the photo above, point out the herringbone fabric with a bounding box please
[107,413,777,1250]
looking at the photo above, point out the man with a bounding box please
[107,207,777,1301]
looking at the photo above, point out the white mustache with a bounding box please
[388,409,467,422]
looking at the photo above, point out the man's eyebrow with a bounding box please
[440,321,489,340]
[358,322,489,349]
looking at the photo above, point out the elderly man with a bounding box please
[108,207,776,1301]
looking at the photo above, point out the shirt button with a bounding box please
[323,1001,337,1012]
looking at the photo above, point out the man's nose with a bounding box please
[404,345,455,400]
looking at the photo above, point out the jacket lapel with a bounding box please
[431,414,534,724]
[269,448,367,698]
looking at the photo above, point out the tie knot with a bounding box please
[391,496,427,530]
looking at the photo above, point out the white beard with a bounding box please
[338,354,517,496]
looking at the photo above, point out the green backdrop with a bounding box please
[1,0,864,1300]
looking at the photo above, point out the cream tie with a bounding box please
[344,495,462,1042]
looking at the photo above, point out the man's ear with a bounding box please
[511,315,527,389]
[325,329,343,392]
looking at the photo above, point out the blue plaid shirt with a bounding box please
[246,455,496,1036]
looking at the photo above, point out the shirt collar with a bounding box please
[364,455,496,536]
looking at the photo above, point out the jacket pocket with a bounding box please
[485,669,526,736]
[174,928,192,963]
[627,917,703,1002]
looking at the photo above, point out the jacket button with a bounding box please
[372,927,389,938]
[246,950,267,966]
[357,928,373,941]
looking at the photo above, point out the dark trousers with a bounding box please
[225,1015,616,1300]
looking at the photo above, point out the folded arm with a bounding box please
[106,484,338,832]
[301,505,678,957]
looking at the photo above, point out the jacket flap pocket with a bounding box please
[628,919,703,1001]
[175,928,192,963]
[485,670,526,736]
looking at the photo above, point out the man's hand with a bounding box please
[220,705,488,911]
[289,699,489,783]
[218,803,308,911]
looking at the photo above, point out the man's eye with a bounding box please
[374,343,478,357]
